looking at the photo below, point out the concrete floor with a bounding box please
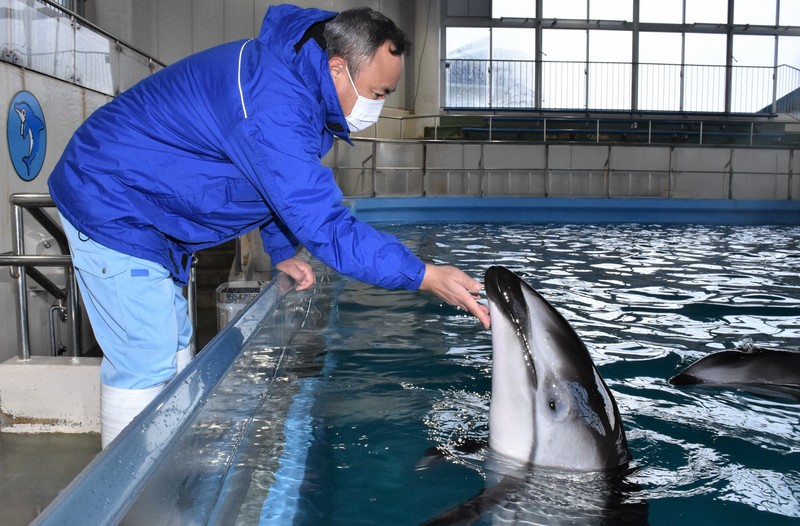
[0,432,100,525]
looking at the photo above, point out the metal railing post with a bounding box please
[67,266,81,358]
[11,201,31,360]
[187,256,198,355]
[5,194,85,359]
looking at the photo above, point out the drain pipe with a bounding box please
[49,301,67,356]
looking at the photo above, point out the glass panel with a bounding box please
[638,63,682,111]
[542,0,586,19]
[74,21,113,93]
[734,0,776,25]
[540,29,589,107]
[640,33,683,64]
[589,30,631,63]
[778,36,800,66]
[685,0,728,24]
[492,0,535,19]
[587,62,631,110]
[542,29,586,61]
[115,48,162,93]
[733,35,775,67]
[587,31,631,110]
[18,5,74,80]
[640,0,684,24]
[491,60,536,107]
[2,0,160,97]
[730,65,773,112]
[590,0,632,22]
[683,33,726,112]
[779,0,800,25]
[4,1,32,68]
[638,33,683,111]
[683,64,726,111]
[491,28,536,107]
[492,28,535,60]
[445,27,490,107]
[446,27,489,58]
[775,37,800,110]
[684,33,726,65]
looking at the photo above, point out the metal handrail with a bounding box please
[2,193,201,361]
[3,193,200,361]
[2,194,80,360]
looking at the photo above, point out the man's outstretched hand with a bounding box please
[419,264,490,329]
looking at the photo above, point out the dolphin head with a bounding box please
[485,266,630,472]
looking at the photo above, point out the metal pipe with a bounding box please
[27,207,69,254]
[25,265,67,301]
[187,256,198,355]
[49,303,67,357]
[7,194,81,358]
[9,193,56,207]
[234,238,243,277]
[12,203,31,361]
[67,266,82,358]
[0,255,73,266]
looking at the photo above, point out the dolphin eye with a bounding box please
[546,385,570,422]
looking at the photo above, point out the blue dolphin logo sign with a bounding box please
[7,91,47,181]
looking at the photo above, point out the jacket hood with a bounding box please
[258,4,351,143]
[259,5,337,63]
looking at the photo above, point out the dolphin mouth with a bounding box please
[485,266,537,387]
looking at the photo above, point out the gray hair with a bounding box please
[324,7,411,78]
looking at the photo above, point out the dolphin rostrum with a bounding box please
[420,266,639,525]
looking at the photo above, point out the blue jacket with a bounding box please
[48,5,425,289]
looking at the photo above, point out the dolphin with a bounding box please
[14,102,46,176]
[420,266,640,525]
[485,265,631,470]
[669,344,800,401]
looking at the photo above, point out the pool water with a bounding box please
[257,223,800,525]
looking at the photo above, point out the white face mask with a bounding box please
[344,65,385,133]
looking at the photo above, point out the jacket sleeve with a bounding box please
[226,103,426,291]
[259,217,298,265]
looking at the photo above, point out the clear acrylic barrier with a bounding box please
[31,258,330,525]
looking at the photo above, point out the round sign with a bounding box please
[7,91,47,181]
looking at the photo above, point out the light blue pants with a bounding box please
[60,214,192,389]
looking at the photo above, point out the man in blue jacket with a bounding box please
[49,5,490,448]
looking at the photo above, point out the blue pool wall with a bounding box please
[348,197,800,226]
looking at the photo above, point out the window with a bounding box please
[445,28,490,107]
[542,0,586,19]
[685,0,728,24]
[590,0,631,22]
[780,1,800,25]
[493,0,535,19]
[732,36,775,111]
[442,0,798,113]
[734,0,776,25]
[541,30,587,109]
[640,0,683,24]
[493,28,536,107]
[589,31,632,109]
